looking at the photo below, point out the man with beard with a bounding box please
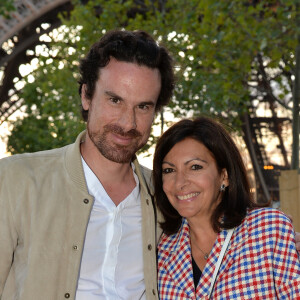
[0,29,174,300]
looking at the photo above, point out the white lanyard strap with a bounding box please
[208,228,234,299]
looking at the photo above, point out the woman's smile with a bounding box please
[177,192,200,201]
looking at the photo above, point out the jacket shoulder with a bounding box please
[0,144,70,174]
[246,207,291,226]
[242,207,294,239]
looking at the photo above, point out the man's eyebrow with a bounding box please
[105,90,156,106]
[105,90,122,100]
[138,101,155,106]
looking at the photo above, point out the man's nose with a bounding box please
[118,108,137,132]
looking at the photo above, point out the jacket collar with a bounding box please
[65,131,89,193]
[159,219,196,298]
[132,157,154,198]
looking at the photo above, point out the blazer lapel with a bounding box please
[161,219,196,299]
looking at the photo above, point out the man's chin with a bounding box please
[90,133,144,163]
[99,147,136,164]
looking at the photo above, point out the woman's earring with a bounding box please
[220,184,226,192]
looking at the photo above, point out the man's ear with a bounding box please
[221,168,229,187]
[81,84,90,110]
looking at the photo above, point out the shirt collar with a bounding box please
[81,156,140,209]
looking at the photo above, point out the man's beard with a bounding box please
[87,123,145,163]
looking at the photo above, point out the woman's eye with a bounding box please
[162,168,174,174]
[191,164,202,170]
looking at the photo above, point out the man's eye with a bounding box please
[191,164,202,170]
[110,97,120,104]
[162,168,174,174]
[138,104,149,110]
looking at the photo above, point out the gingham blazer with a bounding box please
[158,208,300,299]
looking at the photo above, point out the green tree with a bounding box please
[0,0,15,18]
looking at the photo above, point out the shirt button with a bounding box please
[64,293,70,298]
[83,198,89,204]
[148,244,152,251]
[146,199,150,205]
[73,245,78,250]
[152,289,156,295]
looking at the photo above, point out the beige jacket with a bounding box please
[0,131,160,300]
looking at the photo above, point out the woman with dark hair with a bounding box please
[153,116,300,299]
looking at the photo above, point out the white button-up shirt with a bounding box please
[75,158,146,300]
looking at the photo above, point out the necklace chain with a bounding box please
[191,237,210,260]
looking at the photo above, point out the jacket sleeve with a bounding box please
[0,158,18,296]
[272,212,300,298]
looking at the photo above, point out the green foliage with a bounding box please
[7,0,299,154]
[0,0,15,18]
[7,34,86,153]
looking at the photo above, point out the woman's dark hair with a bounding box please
[153,116,255,235]
[78,29,175,120]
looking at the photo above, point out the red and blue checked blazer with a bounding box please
[157,208,300,299]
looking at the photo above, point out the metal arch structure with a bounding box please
[0,0,73,123]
